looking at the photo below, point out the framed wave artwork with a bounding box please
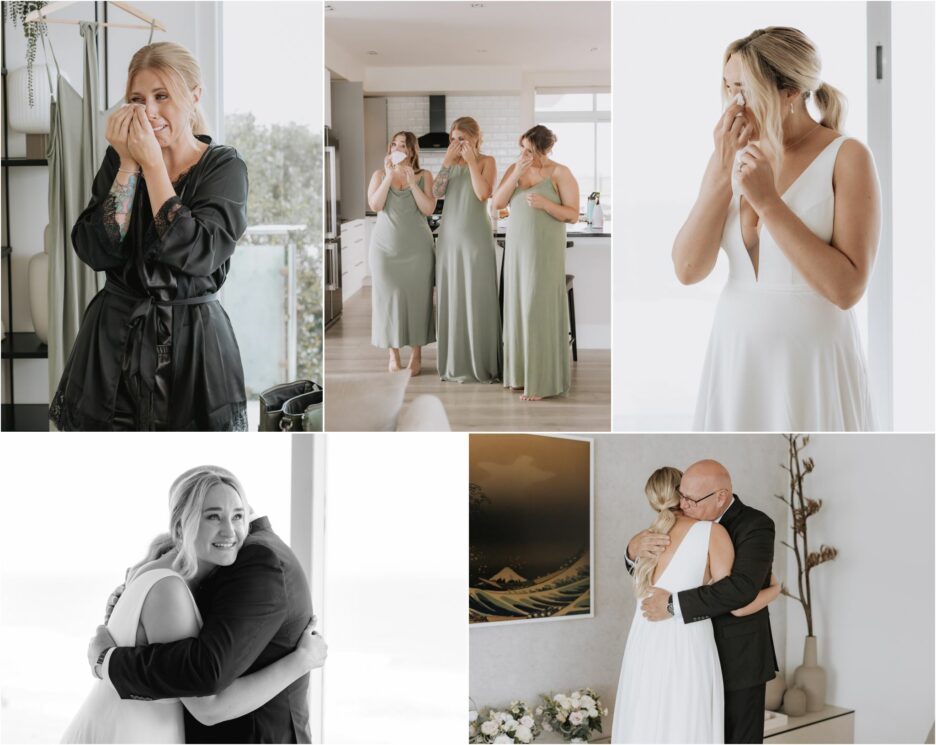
[469,434,594,626]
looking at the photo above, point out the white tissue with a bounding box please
[390,150,407,165]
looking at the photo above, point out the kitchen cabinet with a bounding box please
[364,215,377,281]
[340,219,367,301]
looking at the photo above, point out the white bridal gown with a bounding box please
[62,568,202,743]
[612,521,724,744]
[694,135,875,431]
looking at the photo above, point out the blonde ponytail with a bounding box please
[813,81,846,131]
[633,467,683,599]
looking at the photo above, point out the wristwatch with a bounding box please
[93,648,111,680]
[666,594,674,617]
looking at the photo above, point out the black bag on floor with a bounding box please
[258,380,324,432]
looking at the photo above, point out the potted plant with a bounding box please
[777,434,838,713]
[4,2,49,108]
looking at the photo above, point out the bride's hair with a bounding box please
[165,465,250,579]
[724,27,846,166]
[633,467,683,599]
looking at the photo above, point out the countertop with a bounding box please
[360,212,611,238]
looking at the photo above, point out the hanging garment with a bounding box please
[46,22,118,414]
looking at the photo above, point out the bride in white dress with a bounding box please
[673,27,880,431]
[62,466,325,743]
[612,468,779,743]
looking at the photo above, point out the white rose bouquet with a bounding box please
[536,688,608,743]
[470,700,540,744]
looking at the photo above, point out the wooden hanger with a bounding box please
[25,1,166,32]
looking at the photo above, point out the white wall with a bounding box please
[891,2,936,431]
[783,434,934,743]
[2,1,220,405]
[470,434,789,734]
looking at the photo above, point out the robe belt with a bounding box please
[104,282,220,390]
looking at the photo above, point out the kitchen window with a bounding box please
[535,90,612,218]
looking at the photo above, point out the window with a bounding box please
[321,435,464,744]
[535,90,612,218]
[220,3,324,428]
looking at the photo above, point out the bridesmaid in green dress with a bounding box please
[432,117,502,383]
[492,125,581,400]
[367,131,437,375]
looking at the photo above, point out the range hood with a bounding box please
[417,95,450,150]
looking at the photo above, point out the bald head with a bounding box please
[679,460,733,521]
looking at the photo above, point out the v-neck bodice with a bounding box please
[723,135,847,289]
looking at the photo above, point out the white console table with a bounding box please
[766,705,855,743]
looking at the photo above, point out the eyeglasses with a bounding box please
[677,488,723,506]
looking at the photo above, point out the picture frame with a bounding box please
[469,433,595,626]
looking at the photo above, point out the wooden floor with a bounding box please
[325,287,611,432]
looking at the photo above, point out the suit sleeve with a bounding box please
[677,513,775,624]
[107,543,287,700]
[71,146,128,271]
[143,150,248,277]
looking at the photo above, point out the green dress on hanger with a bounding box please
[369,175,435,348]
[435,164,501,382]
[503,177,571,398]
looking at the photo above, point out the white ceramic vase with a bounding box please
[793,636,827,713]
[7,65,55,134]
[28,251,49,344]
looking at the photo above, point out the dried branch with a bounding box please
[780,433,837,639]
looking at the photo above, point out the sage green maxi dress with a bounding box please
[503,177,571,398]
[435,164,502,382]
[370,175,436,348]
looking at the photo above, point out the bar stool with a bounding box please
[566,271,577,362]
[497,238,577,362]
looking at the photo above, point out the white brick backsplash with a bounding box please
[386,94,522,179]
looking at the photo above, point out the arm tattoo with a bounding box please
[103,172,139,243]
[432,166,450,198]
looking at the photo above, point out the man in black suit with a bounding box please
[87,515,319,743]
[625,459,778,744]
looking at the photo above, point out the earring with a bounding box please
[790,103,794,114]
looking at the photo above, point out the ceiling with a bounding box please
[324,1,610,71]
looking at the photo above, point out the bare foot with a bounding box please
[388,350,402,372]
[407,350,422,377]
[520,394,543,402]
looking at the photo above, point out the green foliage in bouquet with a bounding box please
[537,688,607,743]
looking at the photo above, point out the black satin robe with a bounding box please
[50,136,249,431]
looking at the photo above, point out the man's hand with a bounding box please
[87,625,116,677]
[104,583,125,624]
[641,587,673,622]
[627,530,671,562]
